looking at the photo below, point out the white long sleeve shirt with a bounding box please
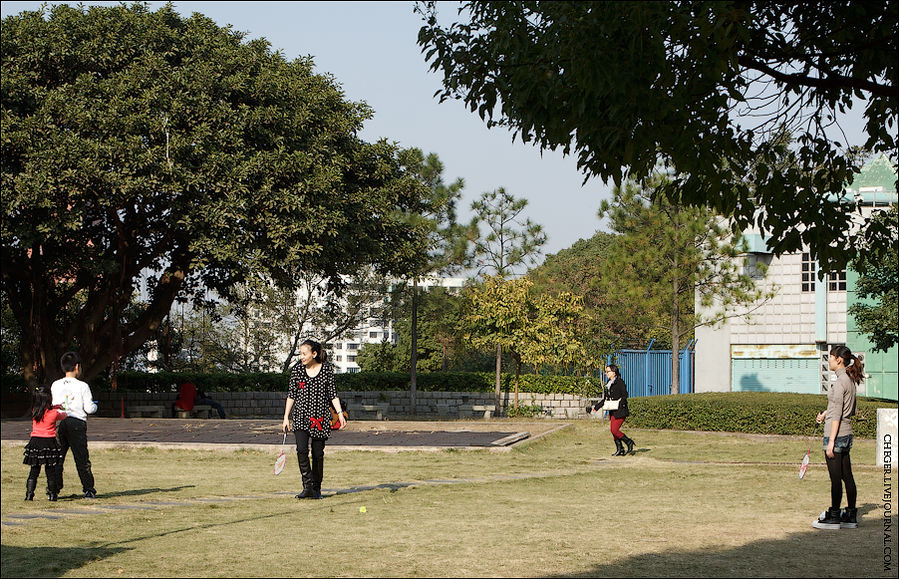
[51,376,98,421]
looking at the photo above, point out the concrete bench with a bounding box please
[129,405,165,418]
[355,403,388,420]
[174,404,213,419]
[458,404,494,419]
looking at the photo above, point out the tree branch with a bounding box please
[738,55,896,98]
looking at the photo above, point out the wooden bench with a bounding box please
[458,404,494,419]
[174,404,213,419]
[356,404,388,420]
[129,405,165,418]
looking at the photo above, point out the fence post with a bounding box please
[644,340,654,397]
[681,339,695,394]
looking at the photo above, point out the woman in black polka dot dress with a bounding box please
[281,339,346,499]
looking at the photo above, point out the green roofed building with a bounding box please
[695,154,897,400]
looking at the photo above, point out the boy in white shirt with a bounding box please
[51,352,98,498]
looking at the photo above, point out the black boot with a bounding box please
[621,434,635,455]
[47,464,63,500]
[840,507,858,529]
[611,438,625,456]
[25,478,37,501]
[294,453,315,499]
[311,455,324,499]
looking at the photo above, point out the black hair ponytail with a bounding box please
[830,345,864,385]
[301,339,328,364]
[31,384,53,423]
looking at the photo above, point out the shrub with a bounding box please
[627,392,885,438]
[506,404,545,418]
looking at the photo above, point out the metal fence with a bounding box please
[611,341,695,397]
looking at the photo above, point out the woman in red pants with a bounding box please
[605,364,635,456]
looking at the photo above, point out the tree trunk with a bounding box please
[409,278,419,415]
[494,343,502,416]
[514,353,521,410]
[671,311,681,395]
[671,208,681,395]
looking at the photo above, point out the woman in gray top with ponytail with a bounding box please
[812,345,863,530]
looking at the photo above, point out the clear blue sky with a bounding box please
[2,1,872,263]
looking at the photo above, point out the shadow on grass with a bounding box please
[57,485,196,500]
[97,495,367,550]
[0,545,130,578]
[333,482,415,495]
[551,505,894,578]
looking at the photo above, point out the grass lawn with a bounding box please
[1,423,895,577]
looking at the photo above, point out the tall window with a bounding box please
[828,270,846,291]
[744,254,771,280]
[801,253,816,292]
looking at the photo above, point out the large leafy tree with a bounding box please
[418,1,898,273]
[600,179,769,394]
[2,4,429,383]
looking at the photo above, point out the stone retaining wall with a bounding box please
[94,390,596,419]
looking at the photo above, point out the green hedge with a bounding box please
[337,372,605,396]
[1,371,605,396]
[627,392,886,438]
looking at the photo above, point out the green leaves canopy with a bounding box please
[1,4,430,381]
[849,206,899,352]
[418,1,898,273]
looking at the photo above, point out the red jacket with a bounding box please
[175,382,198,411]
[31,407,66,438]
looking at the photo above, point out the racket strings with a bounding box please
[798,422,820,479]
[274,432,287,475]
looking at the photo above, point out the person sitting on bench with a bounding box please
[173,382,226,419]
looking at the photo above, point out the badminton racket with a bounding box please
[273,432,287,475]
[798,422,820,479]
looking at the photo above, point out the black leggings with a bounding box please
[825,451,856,509]
[27,464,62,493]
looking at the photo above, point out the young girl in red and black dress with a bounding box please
[23,384,67,501]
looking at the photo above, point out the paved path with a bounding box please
[1,417,568,452]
